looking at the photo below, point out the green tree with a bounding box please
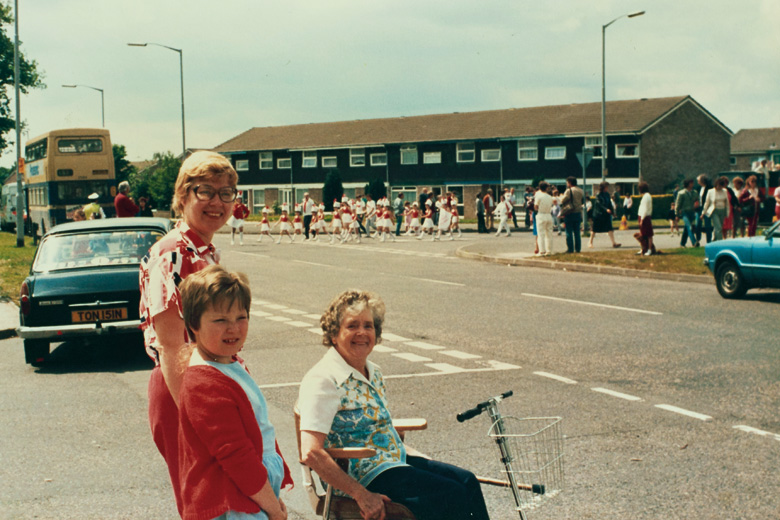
[0,3,45,154]
[322,169,343,211]
[364,177,386,201]
[129,152,180,211]
[113,144,135,186]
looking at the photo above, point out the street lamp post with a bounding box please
[128,42,186,158]
[62,84,105,127]
[601,10,645,182]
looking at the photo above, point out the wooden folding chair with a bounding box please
[293,405,427,520]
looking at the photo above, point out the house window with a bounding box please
[423,152,442,164]
[545,146,566,160]
[350,148,366,167]
[277,158,291,169]
[481,149,501,162]
[615,144,639,158]
[457,142,475,163]
[370,153,387,166]
[302,151,317,168]
[259,152,273,169]
[322,156,337,168]
[584,136,604,159]
[400,145,418,165]
[235,159,249,171]
[252,189,265,213]
[517,140,538,161]
[729,157,736,166]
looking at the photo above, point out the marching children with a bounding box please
[402,201,412,235]
[177,265,293,520]
[417,199,435,239]
[340,202,358,243]
[256,206,274,243]
[313,204,328,242]
[408,201,421,236]
[379,200,396,242]
[434,201,454,241]
[330,200,343,244]
[229,195,250,246]
[292,206,304,242]
[451,204,462,238]
[273,205,294,244]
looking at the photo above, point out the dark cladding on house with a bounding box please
[213,95,731,216]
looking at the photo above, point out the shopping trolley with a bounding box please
[457,391,564,519]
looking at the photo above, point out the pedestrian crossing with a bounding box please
[250,299,520,377]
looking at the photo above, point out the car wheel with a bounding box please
[715,261,747,299]
[24,339,49,366]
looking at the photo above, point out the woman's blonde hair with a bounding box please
[172,151,238,214]
[320,290,385,347]
[180,265,251,341]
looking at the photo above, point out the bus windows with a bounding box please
[25,138,48,161]
[57,138,103,154]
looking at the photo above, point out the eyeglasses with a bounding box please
[191,185,238,203]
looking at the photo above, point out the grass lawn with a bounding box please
[547,246,709,276]
[0,232,37,304]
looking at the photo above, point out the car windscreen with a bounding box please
[33,229,165,273]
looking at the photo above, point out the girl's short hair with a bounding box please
[172,151,238,215]
[180,265,251,340]
[732,176,744,188]
[320,290,385,347]
[716,176,729,188]
[638,181,650,194]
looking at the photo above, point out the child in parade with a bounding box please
[273,206,294,244]
[434,201,454,241]
[379,200,396,242]
[451,204,462,238]
[340,202,357,243]
[330,201,343,244]
[402,201,412,235]
[292,206,304,242]
[667,202,679,237]
[256,207,274,243]
[177,265,293,520]
[417,199,435,239]
[229,196,250,246]
[408,201,421,236]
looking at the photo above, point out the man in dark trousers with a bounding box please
[301,192,315,239]
[476,193,487,233]
[393,192,405,236]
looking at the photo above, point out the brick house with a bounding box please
[213,95,731,217]
[730,127,780,186]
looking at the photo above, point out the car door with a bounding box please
[751,224,780,287]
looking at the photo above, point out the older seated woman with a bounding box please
[298,290,490,520]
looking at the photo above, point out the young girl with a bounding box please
[273,206,294,244]
[408,202,421,236]
[256,207,274,243]
[667,202,679,236]
[379,200,396,242]
[402,201,412,235]
[417,200,435,239]
[434,202,454,241]
[341,202,360,243]
[451,204,462,238]
[312,204,328,242]
[178,265,293,520]
[330,200,343,244]
[635,181,655,255]
[292,206,304,241]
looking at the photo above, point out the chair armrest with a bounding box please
[326,447,377,459]
[393,418,427,432]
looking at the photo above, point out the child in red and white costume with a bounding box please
[330,201,343,244]
[312,204,327,242]
[273,205,293,244]
[408,202,421,236]
[451,204,462,238]
[292,206,304,242]
[229,196,250,246]
[434,201,454,241]
[379,200,396,242]
[417,199,435,239]
[256,206,274,243]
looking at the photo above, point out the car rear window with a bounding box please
[33,229,165,272]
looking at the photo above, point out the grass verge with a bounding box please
[547,246,709,276]
[0,232,37,304]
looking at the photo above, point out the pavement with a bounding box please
[0,223,711,340]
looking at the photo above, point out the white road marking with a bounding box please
[733,425,780,442]
[392,352,433,362]
[307,327,322,335]
[534,371,577,384]
[293,259,332,268]
[304,314,322,320]
[592,387,643,401]
[406,341,445,351]
[233,251,271,258]
[263,304,288,310]
[655,404,712,421]
[406,276,465,287]
[372,345,398,353]
[250,310,273,318]
[440,350,481,360]
[521,293,663,315]
[285,321,313,328]
[424,363,466,373]
[265,315,291,322]
[253,300,269,305]
[282,309,307,315]
[382,332,411,342]
[483,360,522,370]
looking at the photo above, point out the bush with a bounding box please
[322,169,343,211]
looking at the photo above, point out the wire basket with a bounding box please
[487,416,564,515]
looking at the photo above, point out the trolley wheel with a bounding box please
[715,260,747,299]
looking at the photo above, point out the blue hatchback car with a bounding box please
[704,220,780,298]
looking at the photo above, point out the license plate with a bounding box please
[71,308,128,323]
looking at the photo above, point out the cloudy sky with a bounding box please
[4,0,779,166]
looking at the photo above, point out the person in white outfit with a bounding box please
[494,194,513,237]
[434,201,454,241]
[534,182,554,256]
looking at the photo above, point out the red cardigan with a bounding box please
[178,365,293,520]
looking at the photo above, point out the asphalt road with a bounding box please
[2,232,778,519]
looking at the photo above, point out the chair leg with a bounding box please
[322,485,334,520]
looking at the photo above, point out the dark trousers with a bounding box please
[695,212,712,243]
[680,212,697,246]
[303,215,313,239]
[356,214,367,235]
[396,214,404,235]
[367,456,490,520]
[477,213,487,233]
[564,212,582,252]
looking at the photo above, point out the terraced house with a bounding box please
[214,95,731,217]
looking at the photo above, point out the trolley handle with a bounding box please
[456,390,513,423]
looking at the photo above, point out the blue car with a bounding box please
[704,220,780,298]
[17,217,173,365]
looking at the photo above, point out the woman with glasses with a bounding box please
[139,150,238,516]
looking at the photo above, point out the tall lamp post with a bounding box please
[62,84,105,127]
[601,10,645,182]
[128,42,186,158]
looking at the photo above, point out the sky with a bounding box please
[3,0,779,167]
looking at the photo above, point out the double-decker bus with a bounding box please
[24,128,116,232]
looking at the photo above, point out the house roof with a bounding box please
[214,95,729,153]
[731,127,780,154]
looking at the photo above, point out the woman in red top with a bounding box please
[739,175,765,237]
[229,196,250,246]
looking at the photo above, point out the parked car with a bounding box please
[17,217,173,365]
[704,220,780,299]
